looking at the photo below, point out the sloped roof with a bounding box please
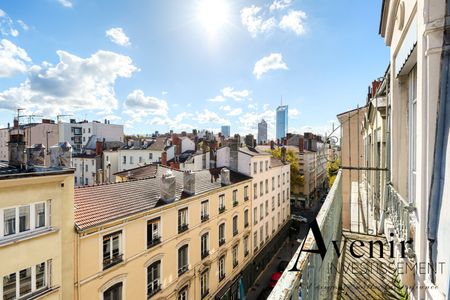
[148,137,167,151]
[74,167,251,231]
[113,164,158,180]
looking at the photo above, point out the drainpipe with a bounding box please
[427,0,450,284]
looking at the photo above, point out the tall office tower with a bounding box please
[276,105,288,140]
[257,119,267,144]
[221,125,230,138]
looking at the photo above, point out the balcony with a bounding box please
[178,224,189,234]
[244,250,249,257]
[244,222,249,228]
[103,254,123,270]
[201,289,209,299]
[201,250,209,259]
[219,238,226,246]
[178,265,189,276]
[244,195,249,201]
[147,284,161,299]
[233,200,239,207]
[219,206,226,214]
[268,171,407,299]
[201,214,209,222]
[147,237,161,249]
[233,260,238,268]
[233,230,238,236]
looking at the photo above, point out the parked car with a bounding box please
[268,272,282,288]
[257,287,273,299]
[277,260,289,272]
[292,214,308,223]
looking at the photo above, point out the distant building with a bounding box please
[59,119,124,153]
[276,105,288,140]
[257,119,267,144]
[221,125,230,138]
[244,134,255,148]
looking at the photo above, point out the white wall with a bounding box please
[181,138,195,152]
[118,149,162,171]
[216,147,230,168]
[103,150,119,183]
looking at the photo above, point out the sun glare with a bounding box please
[197,0,230,34]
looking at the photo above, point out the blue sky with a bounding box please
[0,0,389,138]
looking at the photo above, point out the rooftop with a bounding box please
[113,164,158,180]
[239,147,271,157]
[74,166,251,231]
[0,164,74,180]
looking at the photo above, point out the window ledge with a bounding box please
[0,227,58,248]
[27,285,60,300]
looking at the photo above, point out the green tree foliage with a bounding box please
[270,148,304,190]
[327,158,340,187]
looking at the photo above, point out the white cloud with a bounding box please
[227,108,242,116]
[208,95,226,102]
[17,20,29,31]
[0,39,31,77]
[148,112,194,131]
[0,49,138,115]
[288,108,300,119]
[195,109,229,125]
[240,5,276,38]
[162,91,168,95]
[0,9,19,37]
[269,0,293,11]
[253,53,288,79]
[279,10,307,35]
[239,109,276,138]
[124,90,168,122]
[248,103,258,110]
[106,27,130,46]
[221,87,250,101]
[57,0,73,8]
[219,105,231,111]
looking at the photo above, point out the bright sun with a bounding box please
[197,0,230,33]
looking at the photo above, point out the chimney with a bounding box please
[13,118,19,129]
[27,144,46,166]
[96,141,103,156]
[8,133,26,168]
[299,136,304,153]
[161,151,167,166]
[220,168,231,185]
[183,170,195,195]
[50,141,72,168]
[160,170,176,202]
[281,146,287,163]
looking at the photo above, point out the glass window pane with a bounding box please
[19,267,32,296]
[3,273,16,300]
[35,203,46,228]
[19,206,30,232]
[4,208,16,236]
[36,262,46,289]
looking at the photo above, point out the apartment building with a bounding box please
[118,137,168,171]
[0,159,75,299]
[59,119,123,153]
[74,167,253,299]
[0,127,9,161]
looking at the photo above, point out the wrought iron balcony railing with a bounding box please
[268,170,343,300]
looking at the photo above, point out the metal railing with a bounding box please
[385,183,415,259]
[268,170,343,300]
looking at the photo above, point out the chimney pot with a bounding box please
[183,170,195,195]
[220,168,231,185]
[160,170,176,202]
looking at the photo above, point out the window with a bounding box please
[244,236,249,256]
[178,208,189,233]
[232,245,238,268]
[265,179,268,194]
[233,216,238,236]
[91,159,94,166]
[122,156,126,164]
[260,227,263,246]
[201,270,209,298]
[265,160,268,171]
[103,282,123,300]
[265,222,269,240]
[283,208,285,222]
[244,185,249,200]
[278,212,281,227]
[149,153,153,160]
[272,177,275,191]
[201,233,209,259]
[253,183,257,199]
[0,261,51,299]
[103,231,122,270]
[253,208,257,225]
[244,209,249,228]
[178,245,189,275]
[260,161,263,172]
[219,223,225,246]
[259,182,263,196]
[130,156,134,164]
[147,261,161,297]
[272,216,275,233]
[218,256,225,281]
[282,191,285,203]
[253,232,258,250]
[219,194,226,213]
[201,200,209,222]
[283,173,285,185]
[233,190,238,206]
[178,286,188,300]
[75,177,78,184]
[278,175,280,187]
[278,194,280,207]
[83,136,86,142]
[85,164,88,172]
[259,204,263,220]
[272,196,275,211]
[147,218,161,248]
[2,202,49,239]
[265,200,268,216]
[88,128,91,133]
[408,66,417,205]
[253,162,257,174]
[139,156,143,163]
[85,178,88,185]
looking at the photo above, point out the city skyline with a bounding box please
[0,0,388,139]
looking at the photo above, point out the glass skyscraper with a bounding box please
[221,125,230,138]
[276,105,288,140]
